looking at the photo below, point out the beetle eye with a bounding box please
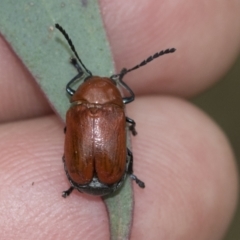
[108,76,117,85]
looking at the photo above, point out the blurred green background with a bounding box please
[192,55,240,239]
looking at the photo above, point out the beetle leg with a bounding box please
[64,127,66,134]
[62,155,75,197]
[120,69,135,104]
[127,148,145,188]
[62,186,74,198]
[66,72,84,96]
[111,68,135,104]
[66,57,88,96]
[126,117,137,136]
[65,58,85,96]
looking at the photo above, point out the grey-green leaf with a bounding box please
[103,177,134,240]
[0,1,133,239]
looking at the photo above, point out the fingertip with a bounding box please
[128,96,238,239]
[0,36,52,122]
[100,0,240,97]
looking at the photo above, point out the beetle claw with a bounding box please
[130,174,145,188]
[62,186,74,198]
[136,179,145,188]
[129,125,137,136]
[62,191,68,198]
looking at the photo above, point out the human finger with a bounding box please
[129,96,238,239]
[0,96,237,239]
[0,37,52,123]
[100,0,240,97]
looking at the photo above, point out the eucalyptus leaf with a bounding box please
[0,1,133,239]
[103,176,134,240]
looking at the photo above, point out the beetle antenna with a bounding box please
[126,48,176,73]
[112,48,176,79]
[55,23,92,76]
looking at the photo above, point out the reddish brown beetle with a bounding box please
[55,24,176,196]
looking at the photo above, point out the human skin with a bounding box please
[0,1,239,239]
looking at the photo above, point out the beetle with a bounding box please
[55,23,176,196]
